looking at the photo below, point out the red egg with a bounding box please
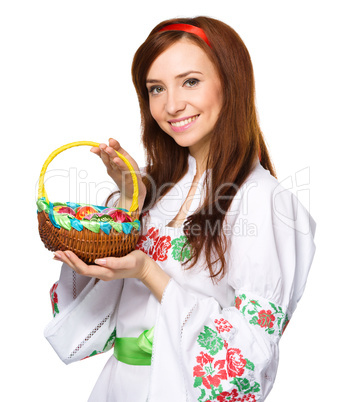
[53,206,76,216]
[109,209,132,223]
[75,206,98,220]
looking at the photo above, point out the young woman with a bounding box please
[46,17,316,401]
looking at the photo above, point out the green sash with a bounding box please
[113,327,154,366]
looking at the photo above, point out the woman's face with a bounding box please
[146,39,223,154]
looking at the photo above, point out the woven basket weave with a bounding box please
[37,141,140,263]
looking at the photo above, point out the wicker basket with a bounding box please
[37,141,141,263]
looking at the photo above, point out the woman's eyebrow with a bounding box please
[146,70,203,84]
[175,70,203,79]
[146,78,163,84]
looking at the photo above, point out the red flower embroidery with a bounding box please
[235,297,242,310]
[216,389,239,401]
[193,351,214,374]
[226,348,247,378]
[238,394,257,402]
[193,352,227,390]
[257,310,275,329]
[136,227,158,255]
[136,227,171,261]
[49,282,58,315]
[282,319,290,334]
[152,235,171,261]
[49,282,60,316]
[215,318,233,333]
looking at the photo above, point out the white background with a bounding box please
[1,0,343,400]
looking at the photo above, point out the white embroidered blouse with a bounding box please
[44,154,316,401]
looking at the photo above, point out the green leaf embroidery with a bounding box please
[247,309,256,315]
[197,326,224,355]
[269,302,278,313]
[229,377,242,391]
[89,350,101,357]
[249,299,261,307]
[103,327,117,351]
[245,358,255,371]
[250,382,261,393]
[210,384,218,399]
[198,388,206,402]
[249,316,258,325]
[194,376,203,388]
[236,377,251,392]
[230,377,260,395]
[171,236,192,262]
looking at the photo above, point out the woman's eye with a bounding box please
[184,78,199,87]
[149,86,164,95]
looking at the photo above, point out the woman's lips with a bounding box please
[168,115,199,132]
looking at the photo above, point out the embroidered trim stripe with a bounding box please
[72,271,77,300]
[67,313,112,359]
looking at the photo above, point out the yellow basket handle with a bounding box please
[37,141,139,213]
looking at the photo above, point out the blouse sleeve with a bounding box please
[44,264,124,364]
[149,174,316,401]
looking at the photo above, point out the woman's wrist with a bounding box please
[140,255,171,303]
[116,194,133,211]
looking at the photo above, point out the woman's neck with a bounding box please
[189,144,209,180]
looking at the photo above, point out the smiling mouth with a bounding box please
[169,115,199,127]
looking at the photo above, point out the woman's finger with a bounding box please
[108,138,129,157]
[54,250,80,271]
[90,146,101,156]
[54,251,115,281]
[104,144,131,171]
[94,254,136,271]
[99,147,114,171]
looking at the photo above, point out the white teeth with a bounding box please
[170,115,198,127]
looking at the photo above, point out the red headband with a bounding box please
[159,23,212,48]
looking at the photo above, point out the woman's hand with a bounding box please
[90,138,147,212]
[54,249,171,302]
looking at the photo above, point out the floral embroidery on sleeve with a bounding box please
[81,327,117,360]
[103,326,117,352]
[214,319,233,334]
[171,235,192,262]
[82,350,102,360]
[50,282,59,317]
[235,294,289,337]
[193,323,261,401]
[136,227,171,261]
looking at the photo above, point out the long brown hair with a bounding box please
[131,16,276,280]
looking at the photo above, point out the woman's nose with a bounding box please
[165,90,186,115]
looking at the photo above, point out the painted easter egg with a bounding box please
[53,206,76,216]
[75,206,98,220]
[109,209,132,223]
